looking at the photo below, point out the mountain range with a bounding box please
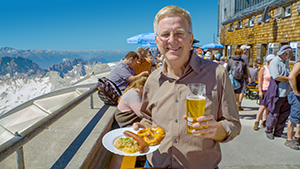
[0,47,128,69]
[0,47,126,115]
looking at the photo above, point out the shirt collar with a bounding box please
[121,59,131,68]
[161,50,204,78]
[188,51,203,74]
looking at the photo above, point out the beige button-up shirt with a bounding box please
[141,51,241,169]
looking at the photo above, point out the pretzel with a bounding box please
[137,126,165,146]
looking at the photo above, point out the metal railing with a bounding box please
[0,82,102,169]
[221,0,288,24]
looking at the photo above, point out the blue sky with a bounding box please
[0,0,218,51]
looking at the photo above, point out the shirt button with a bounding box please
[175,119,178,123]
[174,139,177,143]
[175,99,179,103]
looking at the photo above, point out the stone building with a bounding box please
[218,0,300,66]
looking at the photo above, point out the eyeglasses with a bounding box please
[157,29,191,41]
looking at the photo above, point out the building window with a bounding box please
[275,7,284,18]
[227,23,233,32]
[290,42,300,62]
[249,16,255,27]
[285,6,291,17]
[239,20,243,29]
[256,14,262,24]
[227,46,231,57]
[244,20,249,28]
[234,22,239,29]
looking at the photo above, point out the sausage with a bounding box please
[123,130,149,153]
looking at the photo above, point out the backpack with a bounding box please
[231,60,244,80]
[97,77,122,105]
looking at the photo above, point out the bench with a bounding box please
[121,156,137,169]
[245,86,259,100]
[109,155,146,169]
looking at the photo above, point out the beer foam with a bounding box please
[186,96,205,100]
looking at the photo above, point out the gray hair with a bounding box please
[153,5,192,34]
[136,47,145,55]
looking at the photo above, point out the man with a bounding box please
[133,47,152,75]
[285,61,300,150]
[238,44,253,110]
[133,5,241,169]
[109,51,149,92]
[196,48,202,57]
[265,45,292,140]
[253,60,260,71]
[248,64,258,86]
[216,51,221,61]
[226,48,248,109]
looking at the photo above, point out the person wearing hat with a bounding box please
[265,45,292,140]
[196,48,203,57]
[253,54,275,130]
[238,45,253,111]
[204,51,212,61]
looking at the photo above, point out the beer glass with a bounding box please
[186,83,206,135]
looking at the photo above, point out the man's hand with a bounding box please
[132,121,151,131]
[294,91,300,96]
[140,71,149,76]
[259,91,264,99]
[248,77,253,83]
[184,114,226,141]
[184,114,217,138]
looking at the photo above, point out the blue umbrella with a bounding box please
[201,43,223,49]
[127,32,156,47]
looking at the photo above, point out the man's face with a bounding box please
[288,51,293,59]
[279,52,289,61]
[155,14,193,64]
[138,52,146,62]
[243,49,249,54]
[128,57,137,67]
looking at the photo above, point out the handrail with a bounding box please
[0,86,97,164]
[221,0,286,25]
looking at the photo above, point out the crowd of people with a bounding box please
[222,44,300,150]
[105,5,299,169]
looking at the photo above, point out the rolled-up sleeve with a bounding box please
[218,67,241,143]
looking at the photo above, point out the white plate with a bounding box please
[102,127,160,156]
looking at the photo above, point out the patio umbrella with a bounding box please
[201,43,223,49]
[127,32,156,47]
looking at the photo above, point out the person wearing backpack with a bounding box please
[238,45,253,110]
[226,48,248,110]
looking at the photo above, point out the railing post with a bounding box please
[15,132,25,169]
[90,88,94,109]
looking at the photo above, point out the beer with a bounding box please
[186,95,206,135]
